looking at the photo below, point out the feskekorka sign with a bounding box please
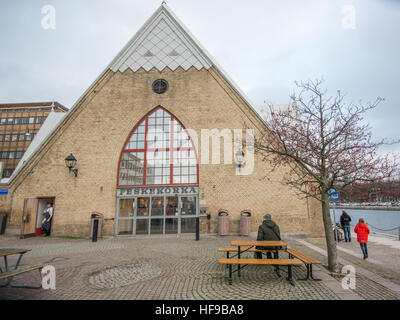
[117,186,199,198]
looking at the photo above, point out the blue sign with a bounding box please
[0,189,8,195]
[329,189,339,200]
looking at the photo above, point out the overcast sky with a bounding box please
[0,0,399,151]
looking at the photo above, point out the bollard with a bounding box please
[92,219,98,242]
[196,217,200,241]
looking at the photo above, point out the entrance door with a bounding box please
[35,198,55,236]
[165,196,179,234]
[116,194,198,236]
[21,198,39,238]
[136,198,150,236]
[179,196,197,234]
[164,196,198,235]
[116,198,135,236]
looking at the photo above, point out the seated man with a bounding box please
[255,214,281,259]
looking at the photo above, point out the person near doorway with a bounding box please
[354,218,370,260]
[42,202,54,237]
[255,214,281,260]
[340,210,352,242]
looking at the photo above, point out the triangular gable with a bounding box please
[109,3,264,127]
[110,4,212,72]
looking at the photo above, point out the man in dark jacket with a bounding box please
[340,210,352,242]
[255,214,281,259]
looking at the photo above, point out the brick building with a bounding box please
[0,102,68,178]
[0,4,323,239]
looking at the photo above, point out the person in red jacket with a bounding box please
[354,218,370,259]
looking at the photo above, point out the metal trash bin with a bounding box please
[218,209,230,236]
[240,210,251,236]
[0,213,8,235]
[90,212,104,242]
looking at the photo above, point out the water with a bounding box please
[330,208,400,237]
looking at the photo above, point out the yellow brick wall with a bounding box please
[7,66,324,238]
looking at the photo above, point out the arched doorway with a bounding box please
[115,106,199,236]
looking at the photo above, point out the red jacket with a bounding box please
[354,223,370,243]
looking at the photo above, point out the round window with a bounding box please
[152,79,169,94]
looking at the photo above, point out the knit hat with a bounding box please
[263,214,272,220]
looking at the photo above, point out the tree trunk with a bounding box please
[321,191,339,272]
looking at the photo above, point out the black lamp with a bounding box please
[65,153,78,177]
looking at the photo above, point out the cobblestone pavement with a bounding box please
[0,234,397,300]
[292,238,400,300]
[331,272,400,300]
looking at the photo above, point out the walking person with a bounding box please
[354,218,370,260]
[255,214,281,260]
[340,210,352,242]
[41,203,54,237]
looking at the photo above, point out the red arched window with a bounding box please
[118,107,199,186]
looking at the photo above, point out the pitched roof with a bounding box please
[1,112,67,184]
[108,3,264,125]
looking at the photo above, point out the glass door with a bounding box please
[117,198,135,236]
[150,197,164,235]
[136,198,149,235]
[116,194,198,236]
[179,196,198,234]
[165,196,179,234]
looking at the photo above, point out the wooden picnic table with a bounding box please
[0,249,31,270]
[219,240,322,285]
[0,248,32,287]
[230,241,287,278]
[0,248,30,258]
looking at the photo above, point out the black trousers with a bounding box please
[42,221,52,236]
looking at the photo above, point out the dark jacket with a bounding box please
[256,220,281,250]
[340,213,352,227]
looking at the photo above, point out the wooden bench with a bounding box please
[219,258,303,286]
[286,248,322,281]
[0,264,45,289]
[219,248,286,269]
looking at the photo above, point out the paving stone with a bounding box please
[0,235,395,300]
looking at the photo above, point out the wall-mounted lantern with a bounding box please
[65,153,78,177]
[235,149,245,172]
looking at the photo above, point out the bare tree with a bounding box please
[254,79,399,272]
